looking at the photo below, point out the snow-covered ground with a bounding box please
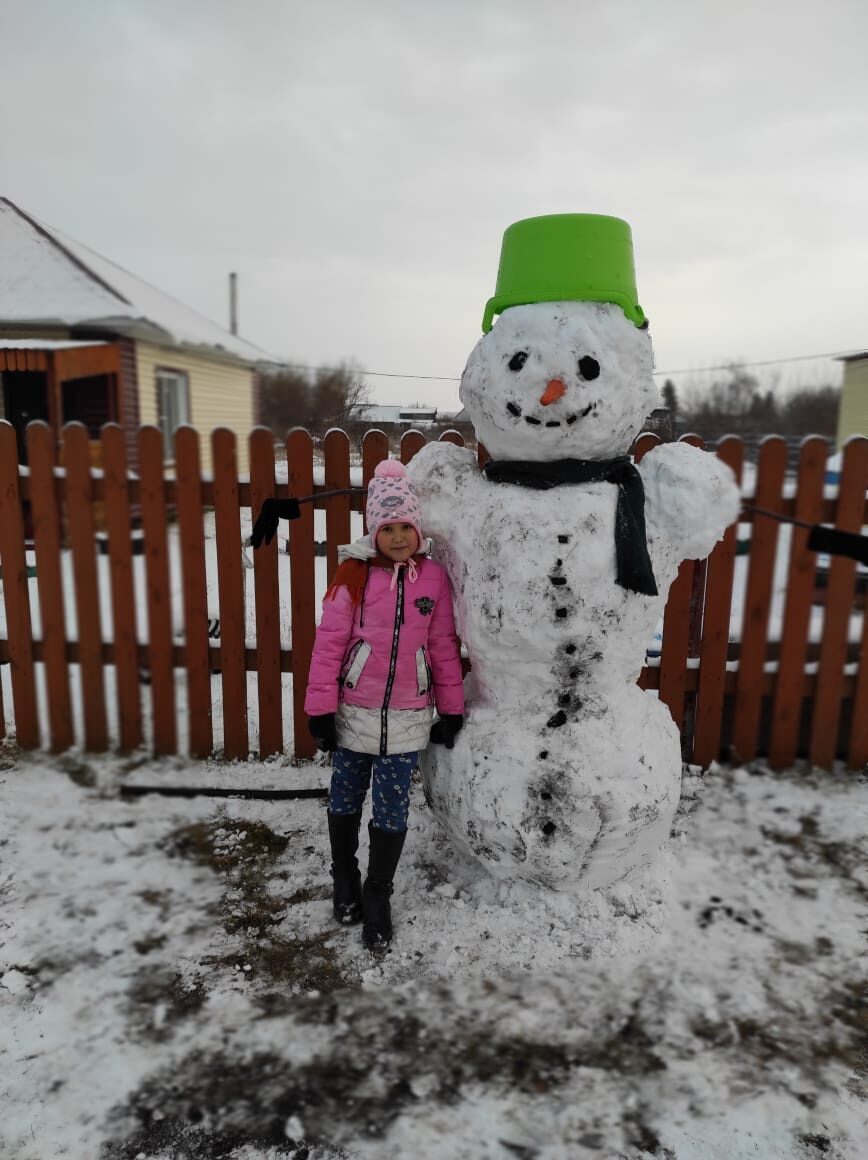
[1,744,865,1159]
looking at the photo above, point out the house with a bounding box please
[836,351,868,447]
[0,197,277,474]
[348,403,439,426]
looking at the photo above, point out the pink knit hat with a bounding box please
[366,460,424,546]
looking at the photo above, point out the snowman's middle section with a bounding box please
[457,480,665,707]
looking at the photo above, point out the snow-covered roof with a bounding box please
[0,338,109,351]
[0,198,276,367]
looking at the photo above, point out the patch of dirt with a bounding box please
[98,1113,319,1159]
[58,753,97,788]
[163,816,351,994]
[211,930,348,993]
[105,989,667,1155]
[164,818,290,874]
[689,978,868,1093]
[760,811,866,897]
[125,967,209,1042]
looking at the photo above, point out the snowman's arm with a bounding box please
[639,441,740,562]
[406,441,485,541]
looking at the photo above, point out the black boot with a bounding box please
[327,810,363,924]
[362,823,407,951]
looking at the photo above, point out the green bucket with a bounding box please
[482,213,646,332]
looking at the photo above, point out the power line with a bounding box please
[276,345,863,385]
[653,348,861,377]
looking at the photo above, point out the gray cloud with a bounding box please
[3,0,867,408]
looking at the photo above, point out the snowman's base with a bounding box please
[420,694,682,894]
[409,799,677,970]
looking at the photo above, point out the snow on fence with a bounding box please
[0,421,867,770]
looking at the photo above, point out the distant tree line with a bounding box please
[661,365,841,442]
[258,361,370,439]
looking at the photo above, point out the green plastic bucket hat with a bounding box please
[482,213,646,332]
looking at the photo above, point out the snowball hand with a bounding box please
[430,714,464,749]
[250,498,301,548]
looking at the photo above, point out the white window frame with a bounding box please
[155,368,190,460]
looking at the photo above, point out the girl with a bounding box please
[305,460,464,951]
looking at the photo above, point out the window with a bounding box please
[155,368,190,459]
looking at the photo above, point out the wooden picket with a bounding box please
[731,437,789,763]
[848,566,868,767]
[139,425,176,756]
[767,436,827,769]
[809,438,868,767]
[400,430,426,464]
[362,429,389,534]
[249,426,283,759]
[27,422,74,753]
[692,436,744,766]
[1,421,867,771]
[102,424,144,754]
[63,423,108,751]
[0,422,38,748]
[174,427,213,759]
[287,427,316,760]
[658,436,705,733]
[212,428,248,760]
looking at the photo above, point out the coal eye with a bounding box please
[508,351,528,372]
[578,356,600,380]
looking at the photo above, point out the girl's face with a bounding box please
[376,522,419,562]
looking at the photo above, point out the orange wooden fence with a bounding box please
[1,420,867,769]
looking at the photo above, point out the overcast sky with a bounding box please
[3,0,867,410]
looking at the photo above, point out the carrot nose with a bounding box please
[539,378,567,406]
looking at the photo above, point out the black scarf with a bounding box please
[482,457,658,597]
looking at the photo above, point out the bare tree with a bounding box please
[258,360,370,438]
[677,363,840,441]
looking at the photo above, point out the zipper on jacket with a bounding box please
[379,566,405,755]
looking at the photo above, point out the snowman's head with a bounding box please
[460,301,658,461]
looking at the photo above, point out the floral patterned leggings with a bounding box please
[329,747,420,833]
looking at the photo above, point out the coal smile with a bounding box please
[508,401,596,427]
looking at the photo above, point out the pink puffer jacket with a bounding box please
[305,556,464,754]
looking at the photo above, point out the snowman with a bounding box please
[408,214,740,891]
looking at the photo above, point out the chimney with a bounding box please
[229,272,238,335]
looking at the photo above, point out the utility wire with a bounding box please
[275,346,862,385]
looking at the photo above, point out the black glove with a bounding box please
[308,713,337,752]
[250,498,301,548]
[806,524,868,566]
[429,714,464,749]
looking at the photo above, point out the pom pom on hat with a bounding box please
[374,459,408,480]
[366,458,423,547]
